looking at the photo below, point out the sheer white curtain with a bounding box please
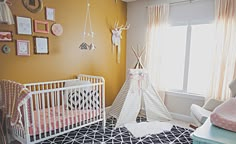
[145,4,169,101]
[207,0,236,101]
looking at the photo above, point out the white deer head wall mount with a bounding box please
[111,21,130,63]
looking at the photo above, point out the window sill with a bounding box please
[165,90,205,101]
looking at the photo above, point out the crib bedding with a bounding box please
[29,106,100,135]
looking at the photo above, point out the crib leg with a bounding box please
[102,118,106,131]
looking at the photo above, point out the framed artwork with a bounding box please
[0,31,13,42]
[46,7,55,21]
[51,23,63,36]
[22,0,43,13]
[16,40,30,56]
[34,37,49,54]
[2,45,11,54]
[34,20,49,34]
[16,16,32,35]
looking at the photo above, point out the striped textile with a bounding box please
[0,80,31,126]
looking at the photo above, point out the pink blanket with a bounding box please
[210,98,236,132]
[28,106,100,135]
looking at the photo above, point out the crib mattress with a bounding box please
[28,106,100,135]
[210,98,236,132]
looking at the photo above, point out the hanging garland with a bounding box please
[79,0,96,50]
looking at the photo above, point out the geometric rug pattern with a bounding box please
[39,117,194,144]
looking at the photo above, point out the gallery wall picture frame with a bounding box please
[51,23,63,36]
[0,31,13,42]
[16,16,32,35]
[34,37,49,54]
[46,7,55,21]
[2,45,11,54]
[16,40,30,56]
[34,20,49,34]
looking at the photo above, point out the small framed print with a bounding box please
[16,16,32,35]
[16,40,30,56]
[46,7,55,21]
[34,37,49,54]
[0,31,13,42]
[34,20,49,34]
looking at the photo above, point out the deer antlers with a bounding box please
[114,21,130,31]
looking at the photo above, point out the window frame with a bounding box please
[167,23,215,96]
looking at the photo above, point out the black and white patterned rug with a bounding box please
[40,117,193,144]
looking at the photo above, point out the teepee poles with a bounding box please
[132,46,146,69]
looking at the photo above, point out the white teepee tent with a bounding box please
[109,47,172,128]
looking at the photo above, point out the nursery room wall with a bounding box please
[126,0,215,121]
[0,0,127,106]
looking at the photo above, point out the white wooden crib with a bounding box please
[0,74,105,144]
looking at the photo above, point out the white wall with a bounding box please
[126,0,215,119]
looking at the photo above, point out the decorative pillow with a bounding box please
[67,89,100,110]
[64,80,91,108]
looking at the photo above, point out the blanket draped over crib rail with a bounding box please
[0,80,31,126]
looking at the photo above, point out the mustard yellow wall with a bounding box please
[0,0,127,106]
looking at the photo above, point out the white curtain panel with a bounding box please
[145,4,169,101]
[207,0,236,101]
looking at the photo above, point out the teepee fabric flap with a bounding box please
[143,87,172,121]
[116,90,141,127]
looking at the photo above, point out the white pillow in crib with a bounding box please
[64,80,92,109]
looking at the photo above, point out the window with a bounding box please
[160,23,215,95]
[187,24,216,95]
[159,26,187,90]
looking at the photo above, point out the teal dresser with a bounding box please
[191,118,236,144]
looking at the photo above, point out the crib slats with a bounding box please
[66,89,70,129]
[61,87,66,131]
[102,79,106,128]
[89,86,92,123]
[47,84,52,136]
[74,88,78,127]
[78,88,82,127]
[30,96,36,141]
[51,91,56,134]
[42,87,47,136]
[95,79,98,121]
[35,94,41,139]
[82,88,86,125]
[71,88,75,129]
[57,87,61,133]
[23,103,29,140]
